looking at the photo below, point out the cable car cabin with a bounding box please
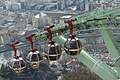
[64,37,82,56]
[64,18,82,56]
[44,42,62,61]
[26,50,43,69]
[8,57,26,74]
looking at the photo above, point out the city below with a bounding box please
[0,0,119,80]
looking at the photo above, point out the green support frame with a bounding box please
[54,36,120,80]
[100,28,120,67]
[32,6,120,80]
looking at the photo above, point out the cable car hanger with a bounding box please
[10,42,19,59]
[26,34,36,52]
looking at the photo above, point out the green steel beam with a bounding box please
[33,7,120,42]
[100,28,120,67]
[74,7,120,27]
[34,7,120,40]
[53,36,120,80]
[32,6,120,80]
[33,19,120,42]
[75,7,120,22]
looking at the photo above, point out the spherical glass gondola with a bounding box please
[64,37,82,56]
[44,42,62,61]
[26,50,43,69]
[8,57,26,74]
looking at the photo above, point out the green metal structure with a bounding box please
[33,7,120,80]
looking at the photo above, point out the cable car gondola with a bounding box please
[64,19,83,56]
[26,34,43,69]
[44,25,62,61]
[8,42,26,74]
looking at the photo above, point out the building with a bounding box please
[45,3,57,11]
[26,0,53,3]
[84,0,89,11]
[57,1,62,10]
[11,2,21,10]
[32,12,52,28]
[20,0,28,9]
[65,0,72,8]
[5,18,15,24]
[0,7,3,10]
[35,5,45,10]
[4,1,21,10]
[4,1,12,10]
